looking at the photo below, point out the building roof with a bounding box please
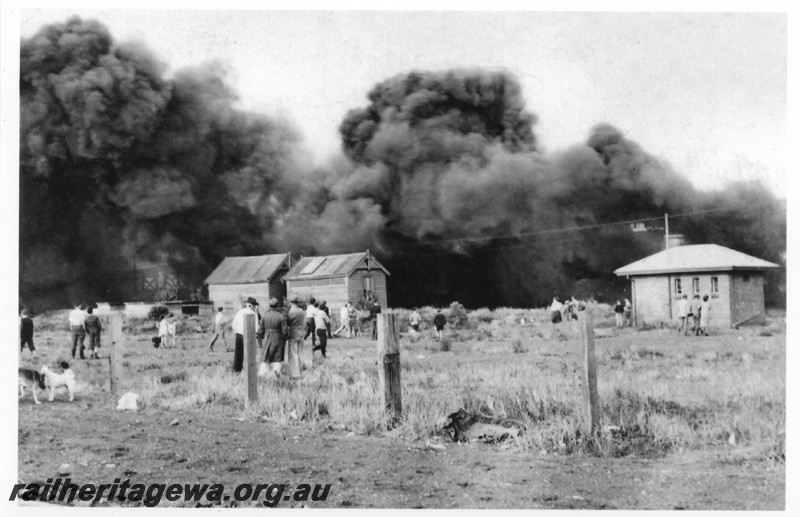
[614,244,779,277]
[284,251,390,281]
[205,254,291,285]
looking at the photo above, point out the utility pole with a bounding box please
[664,213,670,250]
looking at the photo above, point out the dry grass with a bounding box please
[24,303,785,464]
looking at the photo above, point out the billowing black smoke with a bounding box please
[20,18,305,309]
[20,19,785,311]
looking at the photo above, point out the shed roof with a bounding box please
[205,254,291,285]
[284,251,390,281]
[614,244,779,277]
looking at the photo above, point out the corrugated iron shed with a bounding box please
[614,244,779,277]
[205,253,291,285]
[284,251,390,280]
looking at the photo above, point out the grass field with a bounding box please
[17,304,785,508]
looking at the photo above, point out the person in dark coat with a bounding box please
[370,301,382,340]
[320,301,333,338]
[261,297,288,377]
[286,296,307,379]
[433,309,447,341]
[20,308,35,356]
[83,307,102,359]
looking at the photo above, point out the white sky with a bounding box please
[14,5,788,196]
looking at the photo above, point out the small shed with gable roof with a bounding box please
[205,253,292,313]
[614,244,778,328]
[284,251,390,317]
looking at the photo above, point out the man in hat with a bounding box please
[261,297,288,377]
[231,297,257,373]
[286,296,307,379]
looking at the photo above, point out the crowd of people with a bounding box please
[676,294,712,336]
[212,296,384,380]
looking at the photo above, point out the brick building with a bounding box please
[284,251,389,324]
[614,244,778,328]
[204,253,292,313]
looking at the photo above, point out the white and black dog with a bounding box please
[18,368,46,405]
[40,361,76,402]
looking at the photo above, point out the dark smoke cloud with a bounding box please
[20,20,785,310]
[20,17,302,308]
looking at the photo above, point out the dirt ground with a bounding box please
[17,321,785,509]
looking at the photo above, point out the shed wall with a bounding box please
[632,276,671,325]
[208,283,271,315]
[730,273,766,325]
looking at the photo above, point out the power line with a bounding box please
[376,206,739,250]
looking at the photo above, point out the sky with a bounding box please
[14,5,788,196]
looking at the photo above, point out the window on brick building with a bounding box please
[711,277,719,294]
[674,278,682,294]
[692,277,700,294]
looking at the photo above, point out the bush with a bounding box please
[512,339,525,354]
[448,301,469,329]
[147,305,170,322]
[439,337,452,352]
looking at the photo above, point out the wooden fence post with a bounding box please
[377,312,402,421]
[243,313,258,408]
[578,311,600,436]
[108,311,124,396]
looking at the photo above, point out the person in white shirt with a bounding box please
[208,307,227,352]
[677,294,690,335]
[550,298,563,324]
[409,309,421,340]
[312,307,331,357]
[166,313,177,348]
[68,303,87,359]
[333,303,350,338]
[232,297,257,373]
[158,314,170,347]
[304,297,319,347]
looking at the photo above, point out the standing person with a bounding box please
[158,313,170,348]
[320,301,333,338]
[333,303,350,337]
[261,298,288,377]
[677,295,689,335]
[208,307,227,352]
[433,309,447,341]
[304,297,318,348]
[614,300,625,329]
[166,313,177,348]
[231,297,257,373]
[312,305,331,357]
[698,295,711,336]
[349,304,360,337]
[69,303,87,359]
[409,308,421,339]
[370,301,382,340]
[253,301,264,349]
[286,296,307,379]
[550,297,563,324]
[20,308,35,356]
[83,307,102,359]
[691,294,701,334]
[624,298,632,327]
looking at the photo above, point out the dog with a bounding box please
[41,361,76,402]
[438,408,476,443]
[19,368,46,405]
